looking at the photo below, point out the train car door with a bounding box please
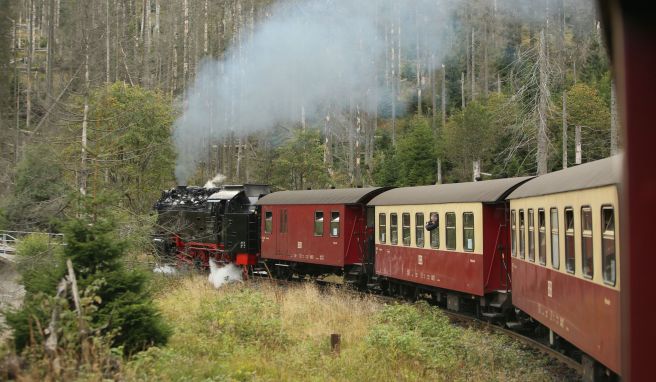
[276,208,289,257]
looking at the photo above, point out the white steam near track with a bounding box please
[173,0,456,185]
[208,259,243,288]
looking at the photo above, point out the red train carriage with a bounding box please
[368,177,530,314]
[507,156,622,378]
[256,187,390,283]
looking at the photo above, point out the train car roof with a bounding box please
[256,187,392,205]
[508,155,622,200]
[368,177,532,206]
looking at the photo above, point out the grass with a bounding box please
[124,276,555,381]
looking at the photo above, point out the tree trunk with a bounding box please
[575,125,582,164]
[415,6,421,115]
[183,0,189,91]
[536,30,549,175]
[461,71,465,109]
[143,0,151,86]
[105,0,110,84]
[562,91,567,168]
[431,55,436,130]
[13,18,20,163]
[81,38,90,196]
[324,113,334,176]
[471,28,475,101]
[441,65,446,127]
[172,16,178,94]
[204,0,208,55]
[484,25,489,97]
[26,0,33,131]
[354,107,362,187]
[610,80,619,154]
[436,158,442,184]
[154,0,160,85]
[473,159,481,182]
[47,0,55,100]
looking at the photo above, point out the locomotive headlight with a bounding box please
[240,241,246,248]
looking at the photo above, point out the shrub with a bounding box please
[5,217,170,358]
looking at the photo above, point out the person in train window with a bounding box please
[425,212,438,231]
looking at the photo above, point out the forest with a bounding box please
[0,0,616,229]
[0,0,618,379]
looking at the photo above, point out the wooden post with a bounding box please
[330,333,341,354]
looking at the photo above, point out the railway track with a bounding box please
[253,275,583,380]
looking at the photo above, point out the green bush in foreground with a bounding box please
[6,218,170,358]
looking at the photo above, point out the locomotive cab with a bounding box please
[208,184,270,265]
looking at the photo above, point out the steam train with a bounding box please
[153,155,621,380]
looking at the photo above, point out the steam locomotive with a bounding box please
[154,155,621,380]
[152,184,270,268]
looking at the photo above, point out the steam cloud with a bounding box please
[173,0,455,184]
[208,259,243,288]
[204,173,227,189]
[173,0,597,184]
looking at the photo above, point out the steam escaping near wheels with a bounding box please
[153,264,177,275]
[208,259,243,289]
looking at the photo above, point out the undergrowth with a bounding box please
[125,276,554,381]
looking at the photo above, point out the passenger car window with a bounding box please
[601,206,616,285]
[402,213,411,246]
[314,211,324,236]
[463,212,474,251]
[550,208,560,269]
[528,209,535,261]
[519,210,525,259]
[379,213,386,243]
[390,213,398,245]
[446,212,456,250]
[330,211,340,237]
[538,209,546,265]
[511,210,517,257]
[415,213,424,247]
[581,207,593,279]
[264,211,273,234]
[565,208,575,273]
[429,212,439,248]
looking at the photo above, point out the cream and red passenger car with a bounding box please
[369,177,530,312]
[507,155,622,376]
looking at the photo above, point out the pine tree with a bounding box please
[6,216,170,355]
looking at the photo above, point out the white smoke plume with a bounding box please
[208,259,243,288]
[173,0,598,184]
[173,0,456,184]
[204,173,227,189]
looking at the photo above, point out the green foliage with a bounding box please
[395,116,437,186]
[271,128,330,190]
[62,218,170,354]
[2,144,69,231]
[443,101,495,181]
[566,83,611,162]
[372,128,400,186]
[127,280,555,381]
[15,234,66,295]
[66,83,175,213]
[6,216,170,357]
[366,302,459,369]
